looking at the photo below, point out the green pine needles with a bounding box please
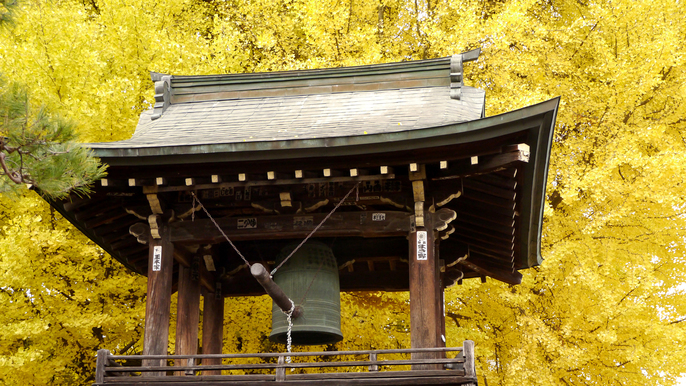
[0,79,107,199]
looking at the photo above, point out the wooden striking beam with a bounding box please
[169,211,413,244]
[251,263,302,318]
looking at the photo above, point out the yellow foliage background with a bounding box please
[0,0,685,385]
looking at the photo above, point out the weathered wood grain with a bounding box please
[169,211,412,244]
[408,228,441,370]
[142,225,174,376]
[201,285,224,375]
[174,263,201,375]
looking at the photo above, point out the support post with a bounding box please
[409,225,441,370]
[464,340,477,385]
[174,259,201,375]
[202,283,224,375]
[142,218,174,376]
[436,254,447,356]
[95,349,109,384]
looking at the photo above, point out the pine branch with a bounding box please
[0,78,107,199]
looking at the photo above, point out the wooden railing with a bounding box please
[94,341,477,385]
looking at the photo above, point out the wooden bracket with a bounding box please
[409,164,426,181]
[129,223,150,244]
[431,208,457,232]
[280,192,292,207]
[414,201,425,228]
[146,193,164,215]
[148,214,162,239]
[412,169,426,228]
[439,225,455,240]
[204,255,216,271]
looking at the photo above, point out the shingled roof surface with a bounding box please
[97,86,485,148]
[88,52,485,155]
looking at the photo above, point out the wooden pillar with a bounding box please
[174,260,201,375]
[142,218,174,376]
[436,251,447,354]
[202,283,224,375]
[409,226,441,370]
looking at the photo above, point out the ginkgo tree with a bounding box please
[0,0,684,385]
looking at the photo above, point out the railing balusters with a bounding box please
[95,349,109,384]
[185,357,196,376]
[276,355,286,382]
[96,343,477,385]
[368,353,379,372]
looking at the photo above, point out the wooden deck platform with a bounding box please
[94,343,477,386]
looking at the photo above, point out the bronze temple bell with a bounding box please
[269,242,343,345]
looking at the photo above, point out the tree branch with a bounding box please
[0,151,23,183]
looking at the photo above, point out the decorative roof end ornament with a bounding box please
[450,48,481,100]
[150,72,172,120]
[450,54,463,100]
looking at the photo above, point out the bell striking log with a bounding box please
[269,241,343,345]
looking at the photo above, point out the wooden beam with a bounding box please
[142,223,174,376]
[151,174,396,193]
[174,262,201,375]
[202,284,224,375]
[432,150,529,180]
[169,211,413,244]
[251,263,302,318]
[222,269,412,296]
[409,227,441,370]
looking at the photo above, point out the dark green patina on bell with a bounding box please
[269,241,343,345]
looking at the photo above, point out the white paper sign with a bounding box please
[372,213,386,221]
[237,217,257,229]
[152,246,162,271]
[416,231,428,261]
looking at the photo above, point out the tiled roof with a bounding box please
[92,86,484,149]
[88,51,487,155]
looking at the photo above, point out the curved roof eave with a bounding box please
[93,98,559,167]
